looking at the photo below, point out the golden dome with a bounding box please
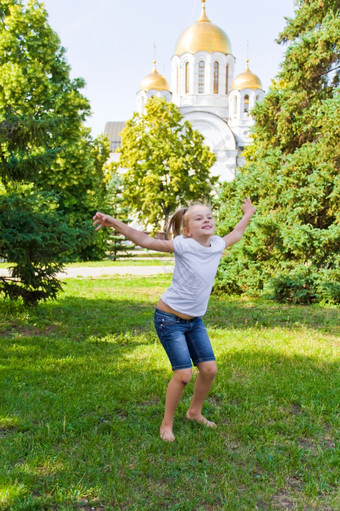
[175,0,231,56]
[231,60,263,90]
[140,61,170,92]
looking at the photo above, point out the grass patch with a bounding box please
[0,275,339,510]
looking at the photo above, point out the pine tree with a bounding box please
[215,0,340,303]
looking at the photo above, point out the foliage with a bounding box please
[57,130,111,261]
[114,97,217,231]
[0,0,110,261]
[0,192,79,305]
[214,0,340,304]
[105,168,134,260]
[272,265,340,305]
[0,0,90,183]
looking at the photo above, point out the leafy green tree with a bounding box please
[0,0,110,260]
[0,0,90,182]
[215,0,340,303]
[114,97,217,231]
[0,0,112,304]
[50,129,111,261]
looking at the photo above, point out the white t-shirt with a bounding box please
[161,235,226,317]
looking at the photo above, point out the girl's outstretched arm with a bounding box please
[222,197,256,248]
[93,212,174,253]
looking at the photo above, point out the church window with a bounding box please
[234,96,238,116]
[185,62,189,94]
[225,64,229,94]
[244,95,249,113]
[213,61,219,94]
[198,61,205,93]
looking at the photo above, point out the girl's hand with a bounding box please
[242,197,256,217]
[92,212,115,230]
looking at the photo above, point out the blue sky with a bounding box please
[41,0,296,136]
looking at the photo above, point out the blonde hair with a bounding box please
[166,202,211,239]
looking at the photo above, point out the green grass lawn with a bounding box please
[0,275,339,510]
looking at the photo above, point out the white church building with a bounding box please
[105,0,264,182]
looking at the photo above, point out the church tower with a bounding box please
[170,0,238,181]
[137,60,172,115]
[229,59,264,152]
[171,0,234,120]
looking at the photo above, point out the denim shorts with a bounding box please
[154,308,216,371]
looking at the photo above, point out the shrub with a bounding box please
[0,192,79,305]
[271,266,340,305]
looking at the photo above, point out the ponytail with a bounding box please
[166,208,188,239]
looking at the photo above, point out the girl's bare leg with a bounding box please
[160,368,192,442]
[186,361,217,427]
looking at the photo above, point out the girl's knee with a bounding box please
[199,362,217,380]
[174,368,192,385]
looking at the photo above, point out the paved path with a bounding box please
[57,265,174,278]
[0,265,174,279]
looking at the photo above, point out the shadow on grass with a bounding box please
[0,296,156,340]
[207,297,339,336]
[1,291,339,340]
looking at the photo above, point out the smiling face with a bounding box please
[183,205,216,245]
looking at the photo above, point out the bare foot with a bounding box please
[186,411,216,428]
[160,426,175,442]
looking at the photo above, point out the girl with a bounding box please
[93,198,256,442]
